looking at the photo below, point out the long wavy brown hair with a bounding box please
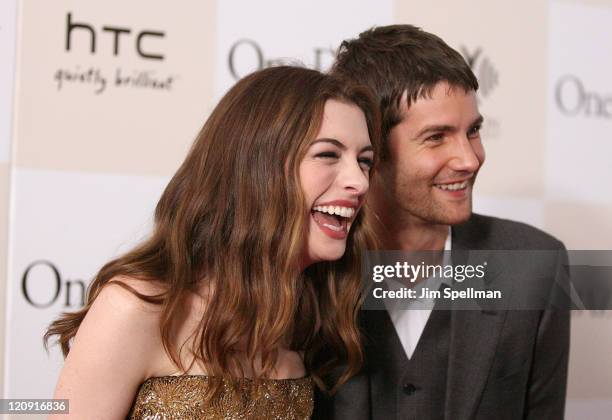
[44,66,381,397]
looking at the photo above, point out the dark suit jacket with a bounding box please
[314,214,570,420]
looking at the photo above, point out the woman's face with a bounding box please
[299,99,374,268]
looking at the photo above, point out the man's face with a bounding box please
[375,81,485,226]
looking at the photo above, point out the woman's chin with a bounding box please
[304,246,347,266]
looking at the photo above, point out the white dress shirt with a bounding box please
[384,229,452,359]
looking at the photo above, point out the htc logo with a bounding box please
[65,12,165,60]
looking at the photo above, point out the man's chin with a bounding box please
[445,212,472,226]
[432,205,472,226]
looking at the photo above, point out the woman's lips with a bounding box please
[311,211,349,239]
[310,199,360,239]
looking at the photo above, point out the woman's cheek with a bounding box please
[301,163,335,203]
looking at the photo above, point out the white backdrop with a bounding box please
[1,0,610,418]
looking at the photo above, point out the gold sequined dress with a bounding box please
[128,375,313,419]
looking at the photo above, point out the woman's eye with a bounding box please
[315,151,339,159]
[358,157,374,170]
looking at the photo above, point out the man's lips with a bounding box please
[433,180,470,191]
[432,176,473,192]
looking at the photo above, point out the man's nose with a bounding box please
[449,136,482,173]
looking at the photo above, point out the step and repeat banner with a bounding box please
[1,0,217,414]
[1,0,610,418]
[547,2,612,417]
[0,0,18,401]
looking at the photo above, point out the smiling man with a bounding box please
[372,83,484,251]
[315,25,570,419]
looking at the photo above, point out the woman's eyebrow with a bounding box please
[312,139,373,153]
[311,138,345,149]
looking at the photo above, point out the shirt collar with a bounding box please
[385,226,453,295]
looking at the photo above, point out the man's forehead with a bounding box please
[398,84,479,124]
[400,81,475,105]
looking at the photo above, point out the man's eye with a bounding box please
[426,133,444,142]
[468,125,482,139]
[315,151,339,159]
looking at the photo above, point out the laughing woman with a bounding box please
[45,66,380,419]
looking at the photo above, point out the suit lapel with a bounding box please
[445,305,506,418]
[445,221,508,419]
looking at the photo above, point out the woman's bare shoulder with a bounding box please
[101,275,168,313]
[51,277,170,418]
[72,276,168,362]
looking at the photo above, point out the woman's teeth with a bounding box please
[312,205,355,218]
[434,180,468,191]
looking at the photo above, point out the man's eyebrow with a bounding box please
[470,115,484,128]
[414,115,485,139]
[414,124,454,139]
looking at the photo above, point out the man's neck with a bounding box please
[373,204,449,251]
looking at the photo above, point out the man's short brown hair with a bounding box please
[331,25,478,156]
